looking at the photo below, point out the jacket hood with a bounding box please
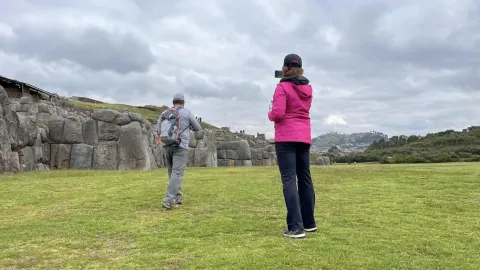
[280,75,312,100]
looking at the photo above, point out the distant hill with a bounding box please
[334,126,480,164]
[311,131,388,152]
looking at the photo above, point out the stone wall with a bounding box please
[215,129,277,167]
[1,84,165,173]
[187,129,217,167]
[1,84,277,174]
[5,86,23,99]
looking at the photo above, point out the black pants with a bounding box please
[275,142,316,231]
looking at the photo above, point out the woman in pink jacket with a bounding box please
[268,53,316,239]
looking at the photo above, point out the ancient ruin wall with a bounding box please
[215,128,277,167]
[1,84,277,174]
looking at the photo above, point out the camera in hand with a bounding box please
[274,70,283,78]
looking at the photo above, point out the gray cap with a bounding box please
[173,93,185,102]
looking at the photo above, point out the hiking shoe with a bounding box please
[283,229,306,239]
[305,227,317,232]
[162,201,177,210]
[175,196,183,205]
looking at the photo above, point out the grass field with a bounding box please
[1,163,479,269]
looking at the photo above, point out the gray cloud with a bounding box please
[1,0,480,138]
[0,23,154,74]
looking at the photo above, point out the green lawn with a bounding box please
[1,163,479,269]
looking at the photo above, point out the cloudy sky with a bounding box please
[1,0,479,139]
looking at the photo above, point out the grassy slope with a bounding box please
[71,100,166,121]
[1,163,479,269]
[71,100,219,131]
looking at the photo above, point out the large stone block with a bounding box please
[192,129,217,167]
[82,119,99,146]
[33,133,46,163]
[236,140,251,160]
[129,113,146,125]
[252,160,263,166]
[47,117,64,143]
[187,148,195,167]
[250,149,258,160]
[37,103,51,114]
[93,141,118,170]
[70,143,93,170]
[38,127,48,142]
[15,115,37,149]
[50,144,72,169]
[242,160,253,166]
[262,159,272,166]
[42,143,50,164]
[216,142,225,150]
[316,157,325,165]
[18,146,35,172]
[92,109,119,123]
[189,131,198,148]
[148,147,157,170]
[153,146,166,167]
[114,113,131,126]
[117,122,151,170]
[217,149,226,159]
[36,112,52,126]
[223,141,238,150]
[234,160,243,166]
[322,156,331,165]
[0,151,20,173]
[226,150,237,160]
[63,116,83,144]
[98,121,120,141]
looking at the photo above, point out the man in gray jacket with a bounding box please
[157,93,202,209]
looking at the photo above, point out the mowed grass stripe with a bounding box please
[0,163,479,269]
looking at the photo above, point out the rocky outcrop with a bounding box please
[315,156,331,166]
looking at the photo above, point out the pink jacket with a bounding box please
[268,77,313,144]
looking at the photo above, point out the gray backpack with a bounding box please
[159,107,188,146]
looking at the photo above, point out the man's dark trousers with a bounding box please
[275,142,316,231]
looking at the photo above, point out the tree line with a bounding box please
[328,126,480,164]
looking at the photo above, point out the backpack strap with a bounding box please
[175,110,190,140]
[171,106,189,144]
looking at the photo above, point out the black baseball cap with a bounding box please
[283,53,302,68]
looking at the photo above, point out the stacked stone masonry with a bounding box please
[314,156,331,166]
[0,84,277,174]
[215,129,277,167]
